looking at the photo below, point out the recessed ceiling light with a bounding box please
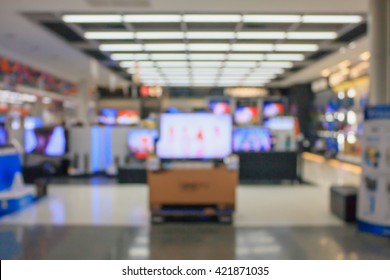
[156,61,189,67]
[123,15,182,22]
[228,54,265,61]
[242,15,301,23]
[265,54,305,61]
[162,69,190,73]
[186,32,235,39]
[183,14,242,22]
[359,51,370,61]
[286,32,337,40]
[129,69,160,74]
[166,77,191,81]
[122,61,154,68]
[302,15,363,23]
[187,44,231,51]
[62,15,122,23]
[253,68,285,74]
[150,54,188,60]
[111,53,149,60]
[237,32,286,39]
[189,54,226,60]
[274,44,318,52]
[191,61,224,67]
[144,44,187,51]
[232,44,274,51]
[260,61,293,68]
[99,44,143,51]
[224,61,257,67]
[246,74,274,79]
[84,32,134,39]
[136,32,185,39]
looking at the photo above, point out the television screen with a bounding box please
[128,129,158,159]
[98,108,118,125]
[117,110,140,125]
[234,106,259,125]
[0,124,7,146]
[233,127,272,152]
[24,116,43,130]
[156,113,232,159]
[209,99,231,114]
[25,126,67,156]
[263,102,285,118]
[264,117,295,131]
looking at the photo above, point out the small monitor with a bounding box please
[128,129,158,159]
[98,108,118,125]
[264,117,295,131]
[233,127,272,152]
[117,110,140,125]
[234,106,260,125]
[25,126,68,156]
[0,124,7,146]
[209,98,231,114]
[263,101,285,118]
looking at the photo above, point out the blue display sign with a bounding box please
[364,105,390,120]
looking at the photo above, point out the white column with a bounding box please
[76,79,96,126]
[369,0,390,104]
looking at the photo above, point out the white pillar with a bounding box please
[76,79,97,126]
[369,0,390,104]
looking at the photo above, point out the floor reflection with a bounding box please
[0,225,389,260]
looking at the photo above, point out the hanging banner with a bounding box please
[0,55,78,95]
[358,105,390,237]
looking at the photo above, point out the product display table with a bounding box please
[147,163,238,222]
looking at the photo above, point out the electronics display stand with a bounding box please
[146,156,239,223]
[0,146,36,217]
[117,156,147,184]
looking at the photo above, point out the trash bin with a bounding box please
[330,186,357,222]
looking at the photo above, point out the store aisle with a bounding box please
[0,158,359,227]
[1,224,389,260]
[2,158,388,260]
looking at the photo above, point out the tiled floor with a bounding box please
[1,158,388,260]
[1,225,389,260]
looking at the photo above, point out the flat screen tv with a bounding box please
[263,101,285,118]
[24,116,43,130]
[117,110,140,125]
[233,127,272,152]
[209,99,231,114]
[98,108,118,125]
[128,129,158,159]
[234,106,259,125]
[0,124,7,146]
[25,126,68,156]
[264,116,295,131]
[156,113,232,159]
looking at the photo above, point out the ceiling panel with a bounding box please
[27,12,367,88]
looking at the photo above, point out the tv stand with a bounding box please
[147,160,238,222]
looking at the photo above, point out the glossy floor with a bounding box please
[1,158,388,260]
[0,159,359,227]
[1,224,389,260]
